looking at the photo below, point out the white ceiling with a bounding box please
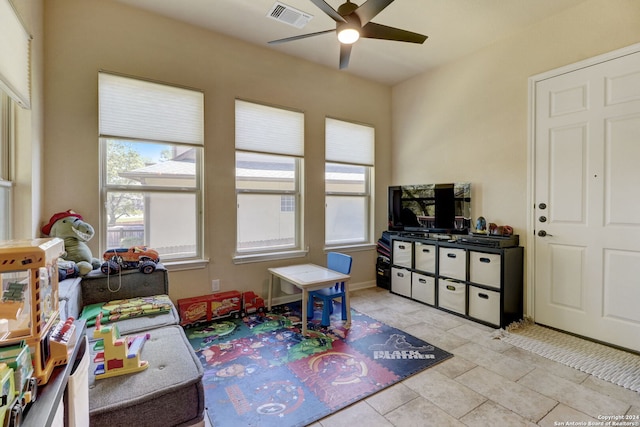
[112,0,587,85]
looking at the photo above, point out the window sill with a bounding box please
[323,243,376,253]
[163,258,210,271]
[233,249,309,265]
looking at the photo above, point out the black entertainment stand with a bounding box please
[388,232,523,328]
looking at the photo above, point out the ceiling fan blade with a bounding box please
[268,29,336,45]
[309,0,347,23]
[354,0,394,26]
[339,43,352,69]
[361,22,427,44]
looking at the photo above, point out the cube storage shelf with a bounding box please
[390,235,523,328]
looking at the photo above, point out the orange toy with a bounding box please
[0,238,68,385]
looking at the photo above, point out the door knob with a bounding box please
[538,230,553,237]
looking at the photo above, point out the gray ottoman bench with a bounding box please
[88,324,205,427]
[59,265,205,426]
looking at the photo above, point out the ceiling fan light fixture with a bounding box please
[337,27,359,44]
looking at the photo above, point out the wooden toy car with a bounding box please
[101,246,160,275]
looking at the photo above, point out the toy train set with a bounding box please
[177,290,266,327]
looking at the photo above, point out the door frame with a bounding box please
[526,41,640,319]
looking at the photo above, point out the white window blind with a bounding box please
[326,118,374,166]
[0,0,31,109]
[235,99,304,156]
[99,72,204,145]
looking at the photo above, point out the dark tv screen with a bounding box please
[388,183,471,233]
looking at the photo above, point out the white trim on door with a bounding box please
[526,41,640,320]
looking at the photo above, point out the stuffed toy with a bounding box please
[58,259,80,281]
[42,210,101,275]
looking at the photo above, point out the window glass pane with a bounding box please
[106,191,197,259]
[105,139,197,189]
[237,193,296,252]
[236,151,296,192]
[325,195,367,245]
[325,163,366,194]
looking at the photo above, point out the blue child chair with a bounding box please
[307,252,352,327]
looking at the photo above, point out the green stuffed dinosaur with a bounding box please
[42,210,101,275]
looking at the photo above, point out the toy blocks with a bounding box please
[92,312,150,379]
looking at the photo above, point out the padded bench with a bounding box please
[88,325,205,426]
[59,265,205,426]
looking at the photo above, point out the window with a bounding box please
[0,0,30,240]
[235,100,304,256]
[325,118,374,246]
[0,91,13,240]
[98,72,204,263]
[0,0,31,109]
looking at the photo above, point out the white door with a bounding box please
[533,48,640,352]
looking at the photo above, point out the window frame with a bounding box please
[0,91,14,241]
[324,118,375,248]
[233,100,305,263]
[98,73,205,266]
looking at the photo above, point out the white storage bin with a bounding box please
[469,251,501,289]
[438,279,466,314]
[281,279,302,294]
[391,267,411,298]
[412,272,435,305]
[438,247,466,280]
[393,240,412,268]
[414,242,436,273]
[468,285,500,326]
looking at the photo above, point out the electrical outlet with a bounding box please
[211,279,220,292]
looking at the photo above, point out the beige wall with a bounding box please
[32,0,640,306]
[392,0,640,308]
[42,0,390,301]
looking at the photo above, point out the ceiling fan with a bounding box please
[268,0,428,69]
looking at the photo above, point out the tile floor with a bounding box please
[309,286,640,427]
[204,286,640,426]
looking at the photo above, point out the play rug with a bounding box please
[185,301,453,427]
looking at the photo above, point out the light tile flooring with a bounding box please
[309,286,640,427]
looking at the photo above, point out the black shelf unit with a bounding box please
[389,234,523,328]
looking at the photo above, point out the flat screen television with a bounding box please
[388,183,471,233]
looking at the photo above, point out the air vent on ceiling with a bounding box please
[267,2,313,29]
